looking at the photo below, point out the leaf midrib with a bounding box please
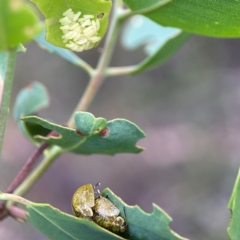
[29,206,80,240]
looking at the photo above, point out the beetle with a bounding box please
[72,183,127,233]
[71,183,95,219]
[92,195,127,233]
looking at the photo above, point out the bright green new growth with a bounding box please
[228,169,240,240]
[123,0,240,38]
[0,0,42,51]
[31,0,112,49]
[21,112,146,155]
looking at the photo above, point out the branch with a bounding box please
[0,131,59,217]
[67,0,121,128]
[106,65,138,76]
[0,193,29,221]
[7,131,59,194]
[10,0,124,203]
[8,206,26,222]
[76,59,95,77]
[118,0,172,20]
[10,145,62,200]
[7,143,48,194]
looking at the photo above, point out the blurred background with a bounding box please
[1,25,240,240]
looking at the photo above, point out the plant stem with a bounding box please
[0,48,17,155]
[118,0,172,20]
[76,58,95,77]
[68,0,120,128]
[8,206,26,222]
[0,193,32,205]
[6,142,49,194]
[6,131,59,194]
[10,146,62,200]
[11,0,123,202]
[106,65,138,76]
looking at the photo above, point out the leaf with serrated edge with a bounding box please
[123,0,240,38]
[22,111,145,155]
[26,203,124,240]
[102,188,188,240]
[0,0,43,51]
[228,169,240,240]
[0,192,125,240]
[31,0,112,49]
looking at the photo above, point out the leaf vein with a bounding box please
[30,206,79,240]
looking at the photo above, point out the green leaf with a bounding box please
[17,44,27,53]
[101,188,188,240]
[0,189,187,240]
[121,15,189,74]
[27,204,124,240]
[13,81,50,145]
[35,30,88,67]
[0,192,124,240]
[0,0,43,51]
[14,82,49,120]
[228,169,240,240]
[31,0,112,50]
[22,111,145,155]
[123,0,240,38]
[0,49,17,155]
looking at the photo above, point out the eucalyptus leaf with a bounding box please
[123,0,240,38]
[0,49,17,155]
[0,0,43,51]
[22,111,145,155]
[35,30,87,67]
[121,15,189,74]
[102,188,188,240]
[13,81,50,145]
[0,189,187,240]
[0,192,124,240]
[27,203,124,240]
[31,0,112,49]
[228,169,240,240]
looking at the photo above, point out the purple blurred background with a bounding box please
[1,34,240,240]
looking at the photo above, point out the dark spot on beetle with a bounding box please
[94,211,100,216]
[97,13,104,18]
[76,129,84,136]
[99,128,109,137]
